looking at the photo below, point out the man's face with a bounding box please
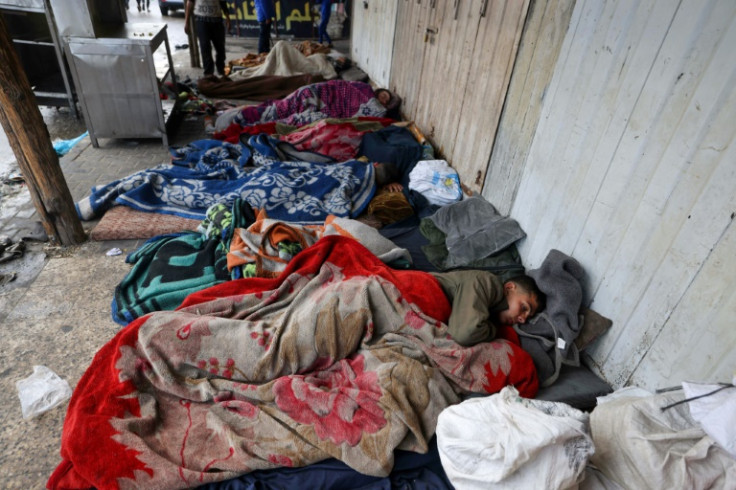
[497,283,539,326]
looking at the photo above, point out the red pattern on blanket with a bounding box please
[48,236,538,489]
[278,118,392,161]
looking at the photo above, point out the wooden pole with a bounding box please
[187,2,200,68]
[0,15,86,246]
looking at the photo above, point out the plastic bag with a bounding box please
[408,160,463,206]
[52,131,88,157]
[16,365,72,419]
[436,386,594,489]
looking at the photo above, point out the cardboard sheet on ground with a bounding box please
[89,205,201,241]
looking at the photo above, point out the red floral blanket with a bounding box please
[48,236,537,489]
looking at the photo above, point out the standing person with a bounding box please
[254,0,276,54]
[317,0,333,47]
[136,0,150,11]
[185,0,232,81]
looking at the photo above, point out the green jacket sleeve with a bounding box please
[430,270,505,346]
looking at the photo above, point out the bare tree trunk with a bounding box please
[0,14,86,246]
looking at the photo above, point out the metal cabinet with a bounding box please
[65,23,178,148]
[0,0,77,116]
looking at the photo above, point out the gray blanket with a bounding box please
[515,249,585,387]
[428,196,526,268]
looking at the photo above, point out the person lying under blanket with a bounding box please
[48,236,540,490]
[431,270,547,346]
[196,73,325,101]
[222,79,401,131]
[76,146,405,225]
[76,159,365,223]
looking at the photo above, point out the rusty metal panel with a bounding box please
[449,0,529,193]
[388,0,528,194]
[510,0,736,390]
[410,0,482,161]
[349,0,398,88]
[388,0,436,116]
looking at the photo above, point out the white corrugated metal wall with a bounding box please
[510,0,736,390]
[351,0,736,391]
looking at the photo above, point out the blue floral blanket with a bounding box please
[76,140,376,223]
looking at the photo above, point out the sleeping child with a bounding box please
[430,270,546,346]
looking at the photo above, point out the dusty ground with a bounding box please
[0,4,351,485]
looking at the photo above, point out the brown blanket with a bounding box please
[197,74,325,101]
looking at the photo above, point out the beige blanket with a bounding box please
[232,41,337,81]
[590,391,736,488]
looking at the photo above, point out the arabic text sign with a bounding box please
[229,0,319,39]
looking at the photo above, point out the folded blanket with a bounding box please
[49,236,538,490]
[418,217,525,279]
[422,196,526,270]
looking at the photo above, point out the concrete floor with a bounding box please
[0,142,191,488]
[0,241,140,487]
[0,8,351,486]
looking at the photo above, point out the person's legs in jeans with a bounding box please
[210,21,226,76]
[196,19,214,75]
[319,2,332,45]
[318,18,332,45]
[258,20,271,54]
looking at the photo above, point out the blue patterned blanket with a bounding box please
[76,140,376,223]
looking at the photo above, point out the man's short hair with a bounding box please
[374,162,400,187]
[508,274,546,313]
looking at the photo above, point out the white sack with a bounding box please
[590,390,736,489]
[683,378,736,458]
[436,386,594,489]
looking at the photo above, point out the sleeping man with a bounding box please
[430,270,546,346]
